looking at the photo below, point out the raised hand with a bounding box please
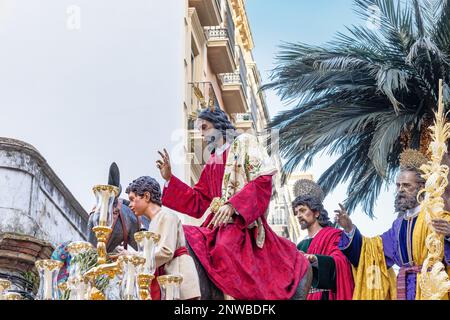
[156,148,172,182]
[334,203,353,233]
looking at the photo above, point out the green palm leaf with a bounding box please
[264,0,450,217]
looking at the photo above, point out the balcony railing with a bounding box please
[218,72,241,85]
[204,26,235,57]
[233,112,252,123]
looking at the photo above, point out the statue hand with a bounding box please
[207,204,235,229]
[334,203,353,233]
[431,219,450,237]
[156,148,172,182]
[304,254,318,264]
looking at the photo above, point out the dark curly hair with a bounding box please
[292,195,332,227]
[125,176,162,206]
[198,107,238,143]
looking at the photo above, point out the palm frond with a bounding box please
[265,0,450,216]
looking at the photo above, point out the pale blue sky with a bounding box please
[246,0,396,236]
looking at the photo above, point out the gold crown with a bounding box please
[399,148,429,170]
[293,179,325,202]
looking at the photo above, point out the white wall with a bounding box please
[0,0,185,211]
[0,139,88,245]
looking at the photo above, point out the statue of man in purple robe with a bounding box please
[335,149,450,300]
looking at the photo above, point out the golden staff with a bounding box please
[418,79,450,299]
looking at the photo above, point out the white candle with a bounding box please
[99,191,109,226]
[43,269,53,300]
[144,238,151,273]
[166,284,174,300]
[125,263,135,298]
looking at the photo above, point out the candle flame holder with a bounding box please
[92,185,119,265]
[134,231,160,300]
[118,255,145,300]
[157,275,183,300]
[0,279,12,300]
[35,259,64,300]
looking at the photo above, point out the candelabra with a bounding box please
[157,275,183,300]
[35,259,64,300]
[134,231,160,300]
[92,185,119,264]
[118,255,145,300]
[0,279,12,300]
[66,241,93,300]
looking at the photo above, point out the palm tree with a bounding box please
[263,0,450,217]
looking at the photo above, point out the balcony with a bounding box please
[232,113,253,131]
[205,26,236,74]
[189,0,222,26]
[218,72,248,114]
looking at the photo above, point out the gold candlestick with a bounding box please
[91,185,119,265]
[134,231,160,300]
[35,259,64,300]
[118,255,145,300]
[0,279,12,300]
[92,226,112,265]
[83,261,122,300]
[157,275,183,300]
[137,274,155,300]
[3,292,23,300]
[66,241,93,300]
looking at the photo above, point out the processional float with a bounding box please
[0,184,182,300]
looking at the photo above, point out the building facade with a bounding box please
[182,0,298,241]
[0,138,88,298]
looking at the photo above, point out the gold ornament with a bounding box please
[418,79,450,300]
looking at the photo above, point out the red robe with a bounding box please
[307,227,354,300]
[162,149,309,299]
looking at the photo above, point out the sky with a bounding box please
[246,0,397,237]
[0,0,397,238]
[0,0,185,218]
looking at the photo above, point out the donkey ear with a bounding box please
[108,162,120,188]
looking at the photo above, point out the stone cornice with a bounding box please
[230,0,254,51]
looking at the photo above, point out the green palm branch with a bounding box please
[263,0,450,217]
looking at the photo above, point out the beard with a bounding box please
[394,192,419,215]
[298,219,313,230]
